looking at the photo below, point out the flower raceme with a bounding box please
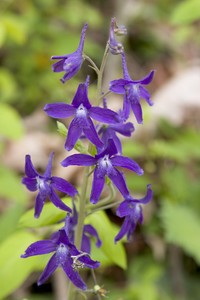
[51,23,88,83]
[21,229,100,290]
[44,76,120,151]
[110,52,155,123]
[115,184,153,243]
[22,152,77,218]
[61,139,143,204]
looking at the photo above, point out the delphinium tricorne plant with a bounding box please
[21,18,154,299]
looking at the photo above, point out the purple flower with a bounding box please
[64,205,102,254]
[109,18,124,55]
[21,229,100,290]
[61,139,143,204]
[51,24,88,83]
[115,184,153,243]
[22,152,77,218]
[109,52,155,123]
[98,109,134,154]
[44,76,120,151]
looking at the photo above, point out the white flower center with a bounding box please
[99,155,112,169]
[76,104,87,117]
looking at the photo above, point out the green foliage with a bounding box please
[0,164,26,203]
[86,210,127,269]
[160,201,200,264]
[0,103,24,139]
[170,0,200,25]
[0,231,40,299]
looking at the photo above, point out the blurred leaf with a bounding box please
[122,140,146,157]
[2,13,28,44]
[0,165,26,203]
[0,103,24,139]
[0,20,6,47]
[0,68,18,103]
[19,197,71,228]
[161,201,200,264]
[170,0,200,25]
[86,210,127,269]
[0,231,39,299]
[0,204,24,242]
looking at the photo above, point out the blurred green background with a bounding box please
[1,0,200,299]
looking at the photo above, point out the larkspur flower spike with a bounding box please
[108,18,124,55]
[22,152,77,218]
[51,23,88,83]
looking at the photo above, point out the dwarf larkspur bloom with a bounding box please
[21,229,100,290]
[22,152,77,218]
[115,184,153,243]
[44,76,120,151]
[110,52,155,123]
[64,204,102,254]
[51,24,88,83]
[62,139,143,204]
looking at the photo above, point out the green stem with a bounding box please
[83,54,100,75]
[96,42,110,105]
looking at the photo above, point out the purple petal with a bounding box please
[62,259,87,290]
[139,85,153,106]
[89,107,120,124]
[109,79,128,94]
[127,220,136,240]
[60,63,81,83]
[137,184,153,204]
[49,188,72,213]
[136,70,155,85]
[108,168,130,198]
[111,122,134,136]
[95,139,118,159]
[43,152,54,178]
[81,234,91,253]
[65,117,83,151]
[22,177,37,191]
[84,224,102,248]
[38,253,58,286]
[44,103,75,118]
[51,55,68,60]
[71,82,91,109]
[52,59,65,72]
[77,23,88,52]
[77,253,100,269]
[21,240,56,258]
[83,118,103,148]
[122,95,131,120]
[61,154,96,167]
[116,200,134,217]
[51,176,78,197]
[111,156,144,175]
[114,217,130,243]
[34,192,46,218]
[130,101,143,124]
[90,168,105,204]
[24,155,38,178]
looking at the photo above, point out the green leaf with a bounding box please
[86,210,127,269]
[170,0,200,25]
[2,14,28,44]
[160,201,200,264]
[0,103,24,139]
[0,165,26,203]
[19,197,72,228]
[0,68,18,103]
[0,231,39,299]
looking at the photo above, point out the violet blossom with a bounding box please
[22,152,77,218]
[61,139,143,204]
[51,24,88,83]
[115,184,153,243]
[44,76,120,151]
[109,52,155,123]
[108,17,124,55]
